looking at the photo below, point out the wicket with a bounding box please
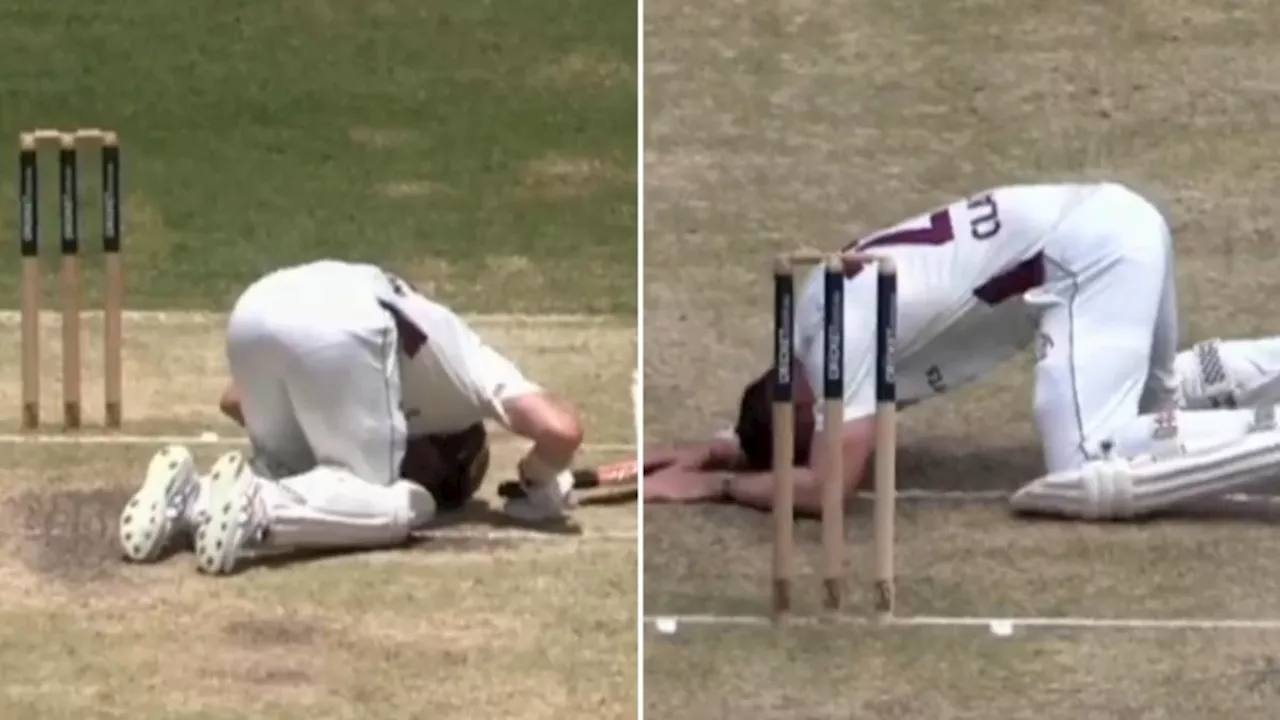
[19,128,124,430]
[770,250,897,621]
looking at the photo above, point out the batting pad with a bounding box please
[1011,428,1280,520]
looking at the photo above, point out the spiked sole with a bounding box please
[194,451,259,575]
[118,445,199,562]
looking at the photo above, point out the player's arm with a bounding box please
[644,443,711,472]
[704,432,749,468]
[724,415,873,515]
[218,381,245,427]
[640,429,750,476]
[652,434,746,470]
[641,435,751,503]
[725,315,878,515]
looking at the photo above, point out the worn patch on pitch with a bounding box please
[222,616,326,649]
[5,485,132,584]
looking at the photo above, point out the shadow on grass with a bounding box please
[243,498,588,574]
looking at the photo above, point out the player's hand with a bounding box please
[503,464,575,523]
[643,472,730,503]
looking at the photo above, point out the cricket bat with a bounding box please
[496,456,671,498]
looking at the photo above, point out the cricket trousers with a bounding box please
[1031,184,1258,472]
[225,261,434,550]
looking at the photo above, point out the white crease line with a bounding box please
[8,528,637,542]
[649,487,1280,504]
[846,489,1280,504]
[643,614,1280,631]
[0,444,1269,504]
[0,310,629,325]
[851,489,1280,504]
[0,433,635,452]
[422,528,637,541]
[0,434,249,446]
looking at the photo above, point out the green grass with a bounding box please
[0,0,636,313]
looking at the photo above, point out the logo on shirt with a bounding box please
[966,194,1002,240]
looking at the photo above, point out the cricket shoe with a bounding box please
[194,451,270,576]
[119,445,203,562]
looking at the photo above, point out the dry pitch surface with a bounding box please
[0,313,636,719]
[644,0,1280,717]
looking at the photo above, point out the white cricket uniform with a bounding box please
[795,182,1259,475]
[222,260,540,549]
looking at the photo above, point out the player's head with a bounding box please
[734,369,814,470]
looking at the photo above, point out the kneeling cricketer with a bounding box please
[646,182,1280,520]
[118,260,584,574]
